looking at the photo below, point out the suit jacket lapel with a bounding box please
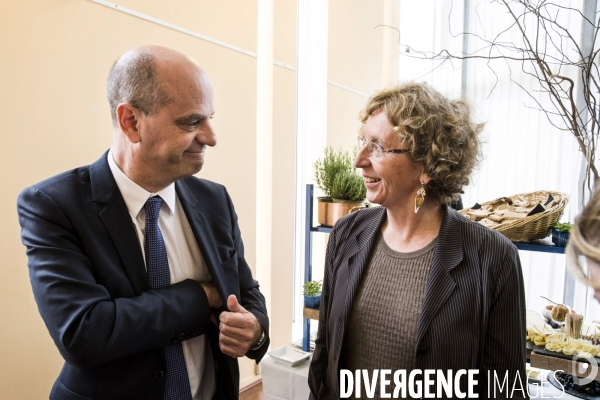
[176,180,238,302]
[90,151,148,295]
[415,205,463,348]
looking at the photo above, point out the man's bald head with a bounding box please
[108,46,216,192]
[106,45,200,126]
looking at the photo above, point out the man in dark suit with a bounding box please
[17,45,269,400]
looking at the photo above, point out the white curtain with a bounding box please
[399,0,597,318]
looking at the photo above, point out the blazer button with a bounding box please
[154,369,165,378]
[416,348,427,357]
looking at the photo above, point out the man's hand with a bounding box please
[219,295,262,358]
[201,282,223,308]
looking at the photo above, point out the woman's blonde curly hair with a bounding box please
[360,82,483,204]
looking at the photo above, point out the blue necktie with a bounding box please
[144,196,193,400]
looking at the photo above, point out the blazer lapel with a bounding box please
[90,151,148,295]
[415,206,463,348]
[333,207,386,361]
[176,180,239,303]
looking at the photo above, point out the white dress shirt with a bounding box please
[107,149,215,400]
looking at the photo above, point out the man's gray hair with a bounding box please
[106,49,169,125]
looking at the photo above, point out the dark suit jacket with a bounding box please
[308,205,527,399]
[17,152,269,400]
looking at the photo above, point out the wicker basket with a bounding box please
[460,191,569,242]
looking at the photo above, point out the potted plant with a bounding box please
[303,280,322,309]
[552,222,572,247]
[314,147,366,227]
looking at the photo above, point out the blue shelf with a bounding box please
[301,184,566,351]
[311,225,565,254]
[514,242,565,254]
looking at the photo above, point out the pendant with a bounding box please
[414,186,426,213]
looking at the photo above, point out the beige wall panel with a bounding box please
[270,0,296,351]
[273,0,297,67]
[328,0,385,95]
[114,0,258,53]
[326,86,368,151]
[0,0,258,397]
[270,65,296,349]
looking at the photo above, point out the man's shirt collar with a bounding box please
[107,148,176,218]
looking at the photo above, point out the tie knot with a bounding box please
[144,196,163,223]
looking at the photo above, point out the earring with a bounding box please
[414,182,426,213]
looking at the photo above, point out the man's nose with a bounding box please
[199,122,217,147]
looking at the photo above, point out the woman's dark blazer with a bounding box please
[308,205,527,399]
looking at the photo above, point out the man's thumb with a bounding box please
[227,294,245,313]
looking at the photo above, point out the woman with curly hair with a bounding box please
[308,82,527,399]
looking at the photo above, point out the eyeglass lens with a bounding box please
[359,137,381,155]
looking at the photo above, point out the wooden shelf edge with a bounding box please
[303,307,320,320]
[530,351,600,382]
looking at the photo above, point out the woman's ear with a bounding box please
[116,103,142,144]
[420,170,433,185]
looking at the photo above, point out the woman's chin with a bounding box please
[366,196,385,207]
[366,193,379,205]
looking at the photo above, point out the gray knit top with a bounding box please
[340,233,437,397]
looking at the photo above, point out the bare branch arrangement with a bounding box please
[398,0,600,199]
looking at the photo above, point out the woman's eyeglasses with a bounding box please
[358,136,411,157]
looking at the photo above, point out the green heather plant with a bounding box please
[330,171,367,202]
[302,280,322,297]
[314,146,365,201]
